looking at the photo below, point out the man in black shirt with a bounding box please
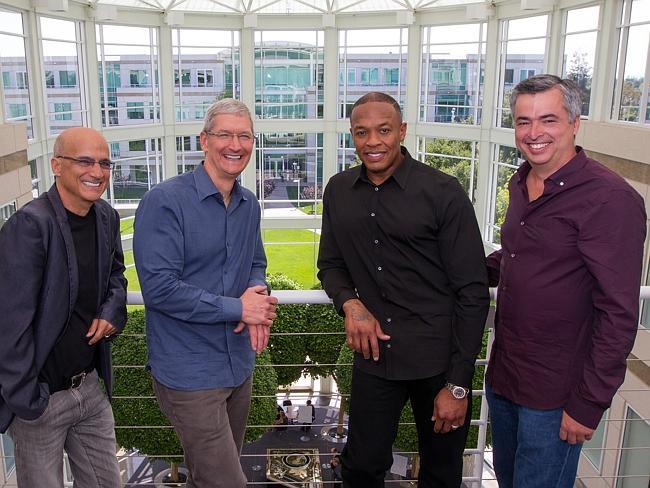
[0,127,127,487]
[318,92,489,487]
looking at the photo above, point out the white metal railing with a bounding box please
[117,287,650,487]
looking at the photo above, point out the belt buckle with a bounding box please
[70,372,86,389]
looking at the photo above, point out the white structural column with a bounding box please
[84,17,102,131]
[158,23,177,179]
[475,15,500,239]
[321,21,338,187]
[240,23,256,192]
[592,0,620,122]
[403,21,420,152]
[25,8,52,187]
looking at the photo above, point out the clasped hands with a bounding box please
[235,285,278,353]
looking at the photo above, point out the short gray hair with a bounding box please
[510,74,582,121]
[202,98,253,133]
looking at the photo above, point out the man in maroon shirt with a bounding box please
[486,75,646,488]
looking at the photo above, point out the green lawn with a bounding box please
[120,216,134,235]
[123,229,320,291]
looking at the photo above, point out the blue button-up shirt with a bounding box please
[134,163,267,390]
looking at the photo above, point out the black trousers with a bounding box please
[341,368,471,488]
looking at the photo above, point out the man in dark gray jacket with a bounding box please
[0,127,127,488]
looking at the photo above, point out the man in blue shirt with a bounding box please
[134,99,277,488]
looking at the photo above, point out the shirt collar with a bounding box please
[353,146,413,189]
[193,162,247,204]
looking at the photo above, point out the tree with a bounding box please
[422,138,475,198]
[566,50,592,116]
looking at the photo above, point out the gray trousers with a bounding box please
[8,370,121,488]
[153,375,252,488]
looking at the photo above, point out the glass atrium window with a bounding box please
[561,5,601,117]
[338,28,407,119]
[0,201,17,229]
[416,137,479,202]
[0,8,33,138]
[96,24,160,127]
[583,410,608,471]
[255,132,323,215]
[420,23,486,124]
[107,138,164,206]
[616,407,650,487]
[176,135,202,174]
[612,0,650,124]
[486,144,523,245]
[255,30,324,119]
[40,16,87,135]
[337,132,357,173]
[497,14,549,128]
[172,28,240,123]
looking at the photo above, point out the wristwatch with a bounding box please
[446,383,469,400]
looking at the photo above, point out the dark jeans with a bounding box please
[341,368,471,488]
[486,384,582,488]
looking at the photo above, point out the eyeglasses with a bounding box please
[55,155,113,170]
[205,131,255,144]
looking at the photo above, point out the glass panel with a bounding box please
[583,411,608,470]
[498,16,548,128]
[107,138,164,205]
[256,132,323,216]
[0,9,23,35]
[566,5,600,33]
[337,132,357,173]
[420,23,485,124]
[616,408,650,488]
[618,23,649,122]
[41,18,85,135]
[0,11,34,138]
[173,29,239,122]
[256,31,323,120]
[487,145,523,246]
[631,0,650,23]
[339,28,407,119]
[40,16,76,41]
[97,24,160,127]
[1,433,14,477]
[417,137,479,202]
[563,31,598,116]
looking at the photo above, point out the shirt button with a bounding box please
[559,181,565,186]
[370,212,375,217]
[377,266,382,271]
[386,344,392,349]
[520,221,524,226]
[374,239,379,244]
[386,318,392,323]
[374,187,379,192]
[502,286,507,291]
[510,253,516,258]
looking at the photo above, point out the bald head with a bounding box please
[53,127,108,158]
[51,127,111,215]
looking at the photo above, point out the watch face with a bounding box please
[452,386,466,399]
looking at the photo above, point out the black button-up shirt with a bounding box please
[318,147,489,385]
[486,148,646,429]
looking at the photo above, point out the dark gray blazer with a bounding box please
[0,184,127,432]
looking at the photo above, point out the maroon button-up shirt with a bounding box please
[486,147,646,429]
